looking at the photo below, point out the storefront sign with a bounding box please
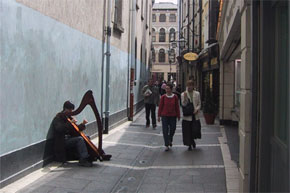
[183,52,198,61]
[211,57,218,65]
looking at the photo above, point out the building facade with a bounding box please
[0,0,153,187]
[217,0,289,192]
[151,2,178,82]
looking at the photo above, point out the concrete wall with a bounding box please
[1,0,104,155]
[239,1,252,192]
[0,0,152,186]
[219,61,235,120]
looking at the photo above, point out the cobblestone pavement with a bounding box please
[1,109,239,193]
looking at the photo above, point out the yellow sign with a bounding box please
[183,52,198,61]
[211,57,218,65]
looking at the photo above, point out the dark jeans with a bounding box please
[65,136,89,160]
[145,103,156,126]
[161,116,177,146]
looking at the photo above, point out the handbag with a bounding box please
[182,102,194,116]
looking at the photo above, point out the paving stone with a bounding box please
[166,183,204,193]
[203,183,227,192]
[45,176,91,191]
[16,185,55,193]
[142,175,168,184]
[138,183,167,193]
[83,180,115,192]
[2,110,230,193]
[145,168,171,177]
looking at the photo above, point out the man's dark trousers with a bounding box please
[145,103,156,127]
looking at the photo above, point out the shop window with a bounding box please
[274,3,289,144]
[234,60,241,109]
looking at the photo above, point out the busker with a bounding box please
[158,83,180,151]
[181,80,202,151]
[49,101,93,167]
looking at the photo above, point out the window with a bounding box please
[152,14,156,22]
[114,0,124,33]
[159,14,166,22]
[152,51,156,62]
[169,14,176,22]
[169,49,176,63]
[169,28,176,42]
[159,49,165,62]
[159,28,166,42]
[152,36,156,42]
[141,0,144,20]
[234,60,241,109]
[274,2,289,144]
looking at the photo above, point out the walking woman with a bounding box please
[181,80,201,151]
[158,83,180,151]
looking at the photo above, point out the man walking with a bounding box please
[142,79,159,129]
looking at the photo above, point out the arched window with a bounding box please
[152,51,156,62]
[169,14,176,22]
[159,49,165,63]
[169,28,176,42]
[169,49,176,63]
[152,28,156,42]
[159,28,166,42]
[152,14,156,22]
[159,14,166,22]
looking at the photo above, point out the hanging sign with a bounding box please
[183,52,198,61]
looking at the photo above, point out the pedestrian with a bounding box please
[142,79,159,129]
[158,83,180,151]
[160,81,167,95]
[181,80,202,151]
[50,101,93,167]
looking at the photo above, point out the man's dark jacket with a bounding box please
[49,111,85,162]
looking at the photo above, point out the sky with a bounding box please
[155,0,177,4]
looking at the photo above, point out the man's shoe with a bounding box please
[165,146,170,151]
[146,125,150,128]
[78,159,93,167]
[188,146,192,151]
[169,143,172,147]
[153,125,157,130]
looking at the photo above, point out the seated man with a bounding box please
[50,101,92,167]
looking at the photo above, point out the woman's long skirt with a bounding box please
[182,118,201,146]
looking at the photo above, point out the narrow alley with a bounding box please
[1,110,239,193]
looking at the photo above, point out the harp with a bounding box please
[64,90,111,161]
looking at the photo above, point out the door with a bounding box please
[270,1,289,191]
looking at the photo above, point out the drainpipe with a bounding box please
[127,0,132,119]
[101,0,107,125]
[104,0,112,134]
[178,0,182,85]
[199,0,202,52]
[187,0,190,52]
[129,0,136,121]
[192,0,195,52]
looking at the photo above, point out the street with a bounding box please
[1,110,239,193]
